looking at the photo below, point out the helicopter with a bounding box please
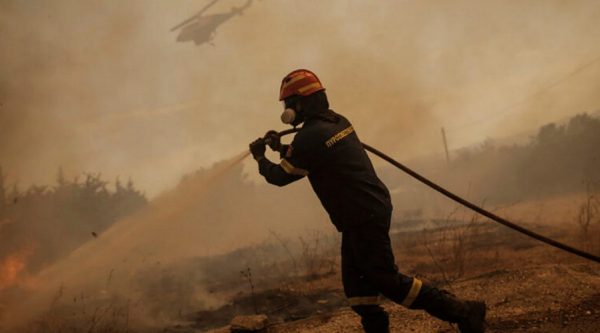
[171,0,253,46]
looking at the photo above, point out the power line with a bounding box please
[447,53,600,132]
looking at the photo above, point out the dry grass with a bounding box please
[575,181,600,253]
[25,286,133,333]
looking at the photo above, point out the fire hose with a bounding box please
[266,128,600,264]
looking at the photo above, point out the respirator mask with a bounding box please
[280,98,304,126]
[280,106,296,125]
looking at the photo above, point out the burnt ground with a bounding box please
[164,221,600,333]
[187,288,346,331]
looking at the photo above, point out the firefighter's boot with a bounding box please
[352,305,389,333]
[411,287,486,333]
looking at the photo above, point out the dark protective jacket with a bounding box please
[258,110,392,231]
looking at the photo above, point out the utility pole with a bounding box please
[0,166,5,210]
[441,127,450,164]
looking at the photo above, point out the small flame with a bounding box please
[0,245,35,290]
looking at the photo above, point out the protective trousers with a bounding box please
[341,211,422,333]
[342,212,487,333]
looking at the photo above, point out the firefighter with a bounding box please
[249,69,486,333]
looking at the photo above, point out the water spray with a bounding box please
[259,128,600,264]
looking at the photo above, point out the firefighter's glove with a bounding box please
[264,130,281,152]
[249,138,266,161]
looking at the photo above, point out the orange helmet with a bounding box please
[279,69,325,101]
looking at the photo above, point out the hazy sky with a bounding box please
[2,0,600,196]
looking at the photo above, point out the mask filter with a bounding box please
[281,108,296,124]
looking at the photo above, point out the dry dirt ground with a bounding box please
[262,261,600,333]
[166,214,600,333]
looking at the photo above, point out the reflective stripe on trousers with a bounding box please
[347,277,423,308]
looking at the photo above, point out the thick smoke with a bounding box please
[0,151,330,330]
[1,0,600,195]
[1,0,600,330]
